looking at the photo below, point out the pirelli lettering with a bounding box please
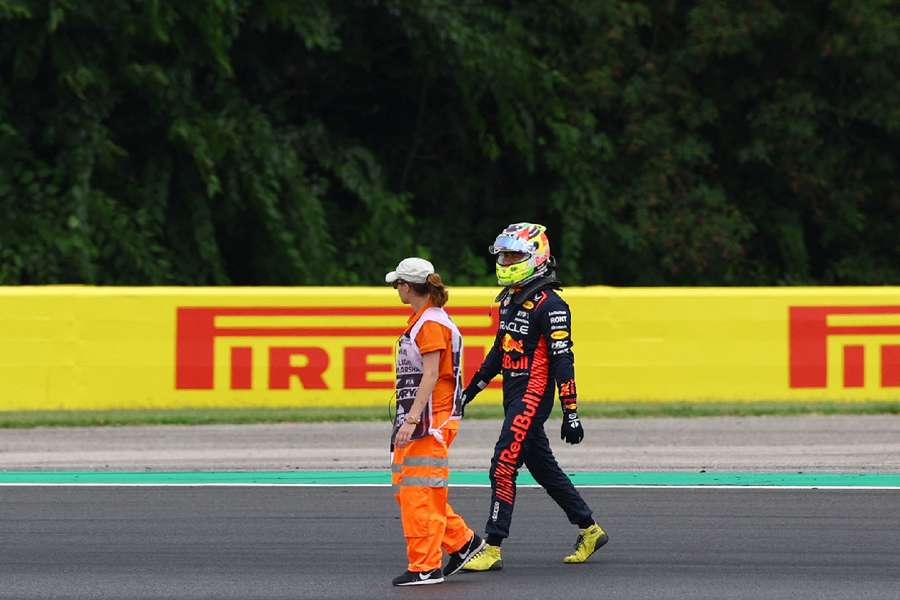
[175,306,499,394]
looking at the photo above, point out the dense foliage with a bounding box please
[1,0,898,285]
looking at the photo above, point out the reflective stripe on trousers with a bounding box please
[391,456,449,491]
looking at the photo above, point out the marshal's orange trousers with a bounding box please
[392,426,473,572]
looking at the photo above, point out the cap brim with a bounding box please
[385,271,400,284]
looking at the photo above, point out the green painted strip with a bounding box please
[566,471,900,488]
[0,471,899,487]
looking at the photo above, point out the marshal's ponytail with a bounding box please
[425,273,449,307]
[410,273,449,307]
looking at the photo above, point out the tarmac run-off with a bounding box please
[2,415,899,472]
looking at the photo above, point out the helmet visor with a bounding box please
[489,234,532,255]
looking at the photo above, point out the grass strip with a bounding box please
[1,401,899,428]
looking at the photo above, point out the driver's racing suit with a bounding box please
[464,280,594,544]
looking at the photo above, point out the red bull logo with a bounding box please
[501,333,525,354]
[789,305,900,388]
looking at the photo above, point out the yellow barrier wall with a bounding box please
[2,286,900,410]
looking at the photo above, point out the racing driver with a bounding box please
[458,222,608,573]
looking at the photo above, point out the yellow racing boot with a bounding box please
[461,543,502,572]
[563,523,609,564]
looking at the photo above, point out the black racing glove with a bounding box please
[561,406,584,444]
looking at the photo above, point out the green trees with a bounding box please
[1,1,897,285]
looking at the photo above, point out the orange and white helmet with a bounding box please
[489,222,552,286]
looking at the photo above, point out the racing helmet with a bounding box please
[489,222,552,286]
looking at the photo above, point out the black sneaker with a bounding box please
[443,533,486,577]
[392,568,444,586]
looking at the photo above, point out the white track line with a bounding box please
[0,483,897,490]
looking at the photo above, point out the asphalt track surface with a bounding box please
[2,485,899,600]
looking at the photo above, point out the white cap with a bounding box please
[385,257,434,284]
